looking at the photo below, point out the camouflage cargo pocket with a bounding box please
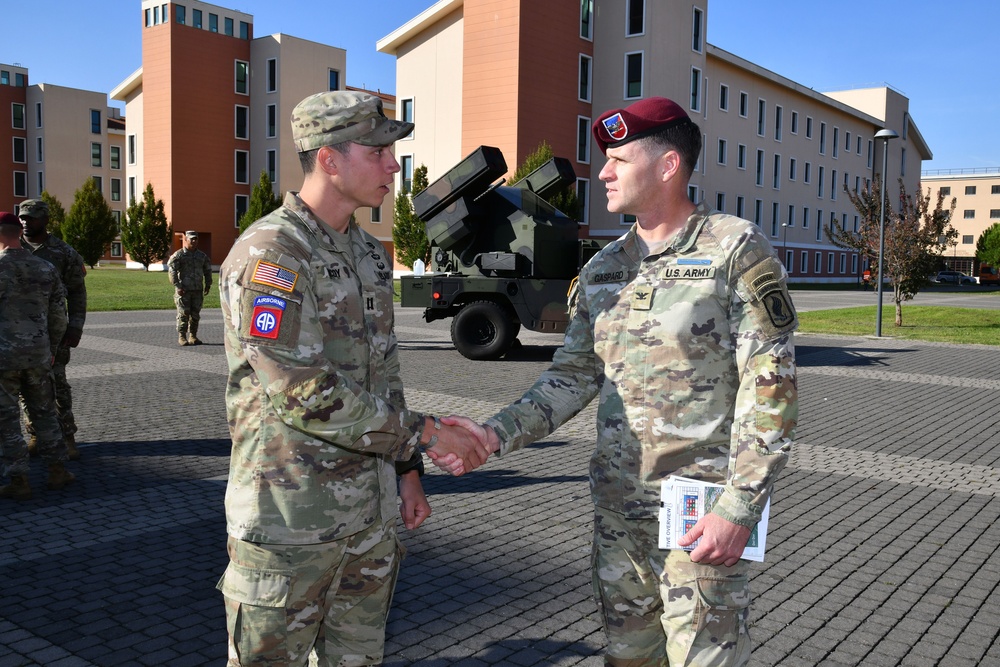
[217,562,293,664]
[691,575,750,650]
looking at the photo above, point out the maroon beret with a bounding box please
[592,97,692,155]
[0,211,21,227]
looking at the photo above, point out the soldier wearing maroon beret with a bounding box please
[447,96,798,666]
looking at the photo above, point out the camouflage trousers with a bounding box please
[174,290,204,335]
[592,506,751,667]
[2,367,66,475]
[217,520,402,666]
[23,347,76,439]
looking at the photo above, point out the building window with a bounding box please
[816,211,823,241]
[235,61,249,94]
[621,214,637,226]
[817,166,824,198]
[225,17,234,36]
[0,70,7,85]
[963,235,974,244]
[235,150,249,184]
[580,0,593,40]
[688,185,699,203]
[772,154,780,189]
[14,171,27,198]
[806,117,813,139]
[400,155,413,194]
[854,215,860,232]
[737,144,746,170]
[371,206,381,223]
[791,111,798,134]
[111,241,123,257]
[144,8,151,26]
[35,102,41,128]
[754,199,763,226]
[576,178,590,225]
[815,251,823,274]
[771,202,780,237]
[267,149,277,183]
[828,253,834,274]
[845,131,851,151]
[803,207,809,229]
[755,149,764,186]
[852,254,858,274]
[91,109,101,134]
[992,185,1000,195]
[36,137,42,162]
[785,250,793,273]
[91,142,102,167]
[111,145,121,170]
[152,5,159,24]
[716,192,725,212]
[800,251,808,274]
[14,73,24,87]
[857,136,863,154]
[267,58,277,93]
[235,105,249,139]
[867,140,873,168]
[129,176,136,204]
[831,169,837,200]
[719,84,728,111]
[757,99,765,137]
[626,0,644,36]
[13,137,25,163]
[819,122,826,154]
[12,103,25,129]
[209,13,218,32]
[128,135,136,164]
[577,116,591,163]
[401,98,414,139]
[736,196,745,218]
[789,158,796,181]
[804,162,811,184]
[990,209,1000,219]
[266,104,277,138]
[111,178,121,202]
[717,139,727,165]
[739,92,748,118]
[966,185,977,195]
[964,210,975,219]
[939,186,952,196]
[176,4,186,24]
[193,8,202,28]
[788,204,795,227]
[329,69,340,91]
[832,127,839,158]
[692,7,703,52]
[92,176,102,193]
[774,106,782,141]
[579,55,592,102]
[625,52,643,99]
[240,21,250,39]
[901,148,906,177]
[690,68,701,111]
[235,195,248,228]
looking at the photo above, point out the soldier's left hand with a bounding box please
[678,513,752,567]
[63,327,83,348]
[204,286,211,295]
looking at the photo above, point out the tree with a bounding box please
[122,183,173,270]
[829,175,956,326]
[238,170,283,235]
[392,164,430,269]
[975,222,1000,267]
[40,191,67,240]
[62,177,119,268]
[506,141,581,221]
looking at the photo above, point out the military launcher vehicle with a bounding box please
[399,145,604,360]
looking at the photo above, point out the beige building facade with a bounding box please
[379,0,933,283]
[919,170,1000,276]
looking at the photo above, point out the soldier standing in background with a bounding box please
[0,212,75,500]
[167,230,213,346]
[19,198,87,461]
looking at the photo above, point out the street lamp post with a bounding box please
[874,128,899,337]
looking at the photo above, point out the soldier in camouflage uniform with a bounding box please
[167,230,213,346]
[19,198,87,461]
[0,212,75,500]
[449,98,798,666]
[215,91,489,667]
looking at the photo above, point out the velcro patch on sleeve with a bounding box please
[738,257,797,337]
[239,291,301,347]
[250,260,299,292]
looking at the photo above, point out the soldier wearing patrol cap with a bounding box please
[215,90,490,666]
[167,230,212,345]
[447,97,799,666]
[19,197,87,461]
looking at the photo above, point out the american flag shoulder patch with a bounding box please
[251,260,298,292]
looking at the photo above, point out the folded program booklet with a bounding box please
[658,475,769,563]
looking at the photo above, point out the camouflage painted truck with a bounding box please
[399,145,604,360]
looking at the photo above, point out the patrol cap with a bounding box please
[184,230,199,239]
[18,199,49,218]
[0,211,21,227]
[592,97,692,155]
[290,91,414,152]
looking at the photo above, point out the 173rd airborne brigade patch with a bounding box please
[738,257,797,339]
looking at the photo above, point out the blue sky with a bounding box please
[4,0,995,171]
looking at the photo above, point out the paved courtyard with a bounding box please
[1,305,999,667]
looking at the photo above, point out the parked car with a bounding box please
[934,270,975,285]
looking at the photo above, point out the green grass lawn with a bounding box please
[85,267,998,346]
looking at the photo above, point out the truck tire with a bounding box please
[451,301,518,360]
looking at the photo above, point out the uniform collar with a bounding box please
[284,191,356,253]
[614,202,712,259]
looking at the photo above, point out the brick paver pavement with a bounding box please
[1,307,998,667]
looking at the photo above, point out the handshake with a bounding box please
[422,416,500,476]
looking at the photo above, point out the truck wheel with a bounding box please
[451,301,517,360]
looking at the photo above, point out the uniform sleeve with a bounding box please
[204,254,213,287]
[48,275,68,354]
[710,241,798,530]
[63,250,87,331]
[486,276,600,454]
[167,253,180,288]
[225,251,426,458]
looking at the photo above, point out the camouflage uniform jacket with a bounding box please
[487,203,798,529]
[219,191,427,545]
[168,247,213,292]
[22,233,86,332]
[0,248,68,370]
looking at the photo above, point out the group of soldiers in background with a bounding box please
[0,199,87,500]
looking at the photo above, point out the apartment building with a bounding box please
[112,0,400,268]
[0,67,126,237]
[378,0,933,283]
[919,170,1000,276]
